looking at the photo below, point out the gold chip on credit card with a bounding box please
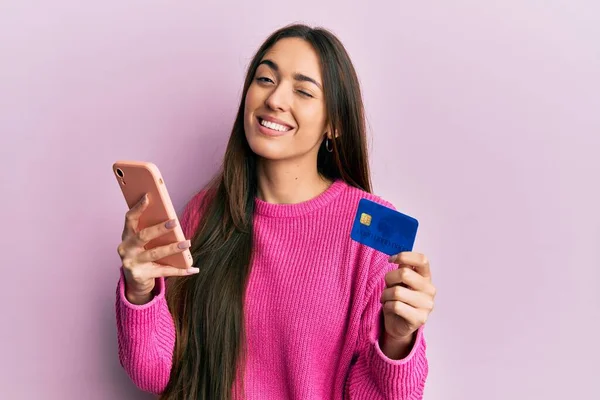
[360,212,372,226]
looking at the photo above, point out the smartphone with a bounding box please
[112,160,193,269]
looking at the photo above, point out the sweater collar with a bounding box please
[254,179,347,218]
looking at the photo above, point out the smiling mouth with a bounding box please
[257,117,294,133]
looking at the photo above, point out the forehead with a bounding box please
[260,38,322,80]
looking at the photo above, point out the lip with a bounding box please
[257,115,295,130]
[255,115,295,137]
[256,118,292,137]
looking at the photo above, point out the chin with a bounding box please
[246,136,289,160]
[244,120,285,160]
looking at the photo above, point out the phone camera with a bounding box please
[116,168,124,178]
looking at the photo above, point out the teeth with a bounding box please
[260,119,290,132]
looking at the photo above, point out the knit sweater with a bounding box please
[115,179,428,399]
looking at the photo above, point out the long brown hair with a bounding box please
[162,24,373,400]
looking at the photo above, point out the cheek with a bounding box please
[244,88,254,116]
[244,85,262,114]
[297,102,327,136]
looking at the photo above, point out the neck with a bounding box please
[256,158,332,204]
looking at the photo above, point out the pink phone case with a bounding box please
[112,160,193,269]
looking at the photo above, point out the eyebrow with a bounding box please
[258,59,322,90]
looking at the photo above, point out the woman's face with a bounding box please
[244,38,328,161]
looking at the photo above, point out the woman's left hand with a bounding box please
[381,252,436,343]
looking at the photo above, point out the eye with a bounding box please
[256,77,274,84]
[297,90,313,98]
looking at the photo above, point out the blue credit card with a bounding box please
[350,198,419,256]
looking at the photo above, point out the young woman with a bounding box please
[115,24,435,400]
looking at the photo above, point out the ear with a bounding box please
[324,128,339,139]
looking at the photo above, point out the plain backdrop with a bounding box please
[1,1,599,399]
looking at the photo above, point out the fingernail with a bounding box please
[165,219,177,229]
[186,267,200,274]
[178,240,191,249]
[388,255,396,263]
[141,194,148,203]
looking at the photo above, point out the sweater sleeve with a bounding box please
[115,273,175,394]
[115,191,204,394]
[345,251,429,399]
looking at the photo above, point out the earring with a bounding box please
[325,138,333,153]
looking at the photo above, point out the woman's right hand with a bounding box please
[117,194,199,305]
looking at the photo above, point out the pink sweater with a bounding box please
[115,180,428,399]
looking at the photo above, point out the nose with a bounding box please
[264,82,291,112]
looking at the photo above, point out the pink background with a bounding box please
[1,1,599,399]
